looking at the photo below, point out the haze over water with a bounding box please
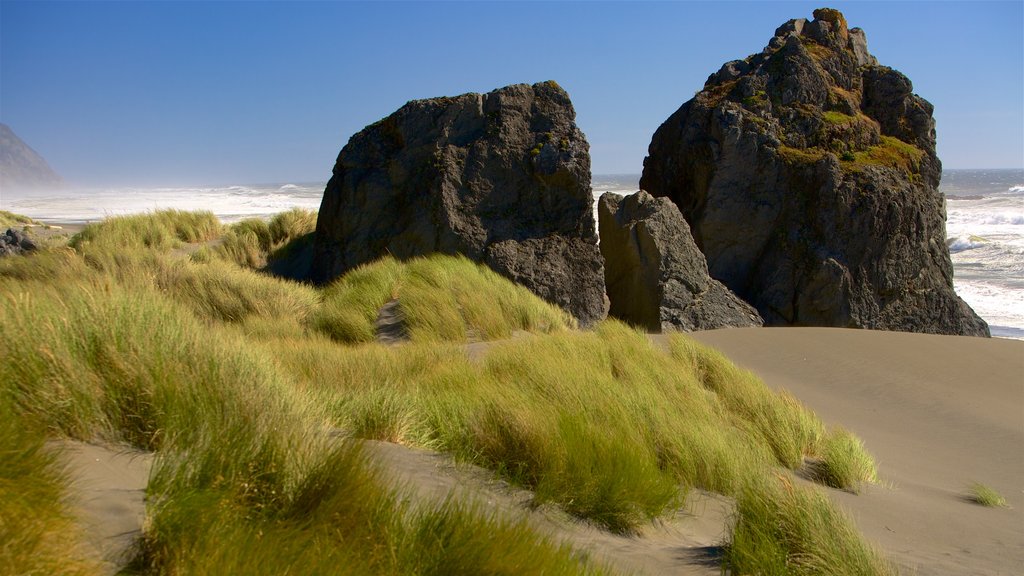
[4,169,1022,339]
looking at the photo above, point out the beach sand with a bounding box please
[690,327,1024,576]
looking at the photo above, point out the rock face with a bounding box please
[309,81,607,326]
[0,124,63,191]
[599,191,763,332]
[640,8,989,336]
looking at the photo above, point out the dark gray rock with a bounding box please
[598,191,762,332]
[640,8,989,336]
[309,81,607,326]
[0,228,38,257]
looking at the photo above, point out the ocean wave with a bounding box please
[953,279,1024,328]
[1010,185,1024,194]
[947,235,988,252]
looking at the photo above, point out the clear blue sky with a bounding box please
[2,1,1021,187]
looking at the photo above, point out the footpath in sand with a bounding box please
[690,327,1024,576]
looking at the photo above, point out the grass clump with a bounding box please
[967,483,1008,507]
[313,256,405,343]
[809,428,879,492]
[777,145,826,166]
[206,208,318,269]
[822,110,857,126]
[842,135,924,174]
[399,256,575,342]
[0,209,41,228]
[313,254,574,345]
[725,475,896,576]
[70,209,221,254]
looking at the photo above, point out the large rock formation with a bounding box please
[599,191,763,332]
[309,81,607,326]
[0,123,63,191]
[640,8,989,336]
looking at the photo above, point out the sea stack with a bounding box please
[309,81,607,327]
[598,190,762,331]
[640,8,989,336]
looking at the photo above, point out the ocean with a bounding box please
[3,170,1021,338]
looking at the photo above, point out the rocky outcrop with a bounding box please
[0,228,38,257]
[598,191,762,332]
[640,8,989,336]
[309,82,607,326]
[0,124,63,191]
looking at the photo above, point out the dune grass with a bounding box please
[0,266,609,575]
[809,428,879,493]
[201,208,318,269]
[270,320,876,535]
[725,475,897,576]
[313,256,405,343]
[70,209,222,254]
[0,208,890,574]
[967,483,1007,508]
[0,209,41,228]
[313,254,575,345]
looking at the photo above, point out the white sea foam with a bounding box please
[1,183,325,224]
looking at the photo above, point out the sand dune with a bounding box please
[690,327,1024,576]
[57,327,1022,575]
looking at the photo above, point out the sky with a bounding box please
[1,0,1022,187]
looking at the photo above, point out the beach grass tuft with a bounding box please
[70,209,221,254]
[312,254,575,344]
[809,428,879,492]
[725,475,897,576]
[968,482,1008,507]
[0,209,41,229]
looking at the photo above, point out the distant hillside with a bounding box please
[0,123,63,191]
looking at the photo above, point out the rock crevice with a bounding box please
[598,191,762,332]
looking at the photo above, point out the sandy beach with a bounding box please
[690,327,1024,576]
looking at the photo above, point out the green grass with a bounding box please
[808,428,879,493]
[313,254,575,345]
[0,208,891,574]
[777,145,826,165]
[0,263,609,575]
[201,208,318,269]
[0,209,41,229]
[272,320,876,535]
[822,111,857,126]
[70,209,221,254]
[842,135,924,175]
[968,483,1008,507]
[725,475,897,576]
